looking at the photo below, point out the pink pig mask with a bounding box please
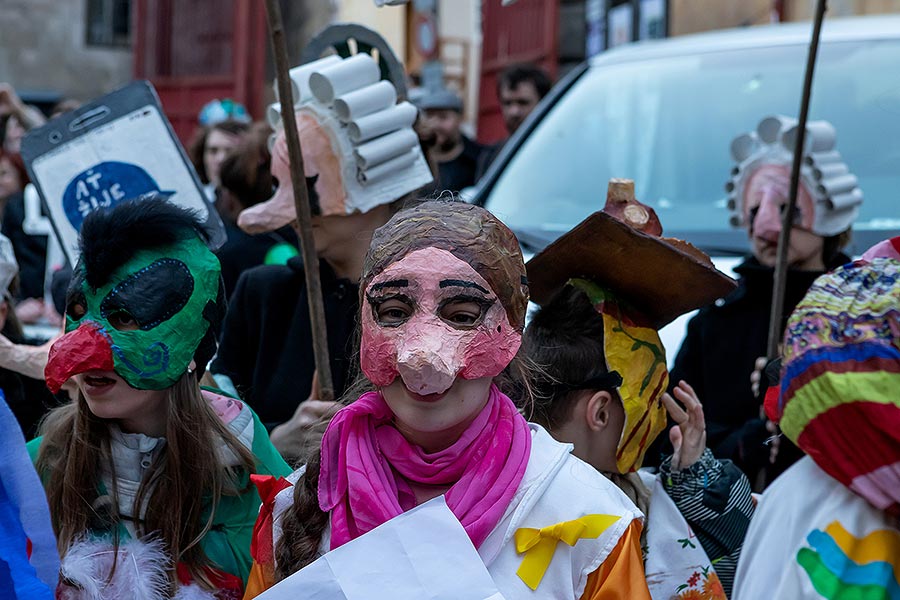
[360,246,522,396]
[743,163,816,242]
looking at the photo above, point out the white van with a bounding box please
[471,15,900,358]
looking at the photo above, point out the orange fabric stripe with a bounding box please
[242,561,272,600]
[581,520,650,600]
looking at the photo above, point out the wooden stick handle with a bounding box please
[767,0,828,360]
[264,0,335,401]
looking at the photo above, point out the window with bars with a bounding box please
[86,0,131,47]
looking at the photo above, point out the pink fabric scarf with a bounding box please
[318,384,531,550]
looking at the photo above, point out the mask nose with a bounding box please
[752,193,783,243]
[45,323,114,393]
[395,325,461,396]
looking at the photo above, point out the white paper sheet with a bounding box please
[257,496,505,600]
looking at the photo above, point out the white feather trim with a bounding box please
[59,536,171,600]
[172,583,219,600]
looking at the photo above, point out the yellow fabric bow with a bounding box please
[514,514,621,590]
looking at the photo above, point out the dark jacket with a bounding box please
[427,136,485,195]
[215,220,297,299]
[211,257,358,429]
[2,193,47,300]
[668,254,850,485]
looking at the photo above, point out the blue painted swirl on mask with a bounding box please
[111,342,170,378]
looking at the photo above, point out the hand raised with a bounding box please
[662,380,707,471]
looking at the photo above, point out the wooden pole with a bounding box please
[264,0,335,401]
[766,0,828,360]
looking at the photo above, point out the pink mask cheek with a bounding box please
[458,309,522,380]
[359,310,400,387]
[797,184,817,230]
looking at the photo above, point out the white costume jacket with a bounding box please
[265,424,645,599]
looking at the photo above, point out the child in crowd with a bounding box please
[522,180,754,598]
[245,201,652,599]
[30,198,290,598]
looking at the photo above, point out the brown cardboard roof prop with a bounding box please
[526,179,737,329]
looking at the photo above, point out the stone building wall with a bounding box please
[0,0,132,106]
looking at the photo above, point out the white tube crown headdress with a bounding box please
[725,115,863,237]
[277,52,431,204]
[239,51,432,234]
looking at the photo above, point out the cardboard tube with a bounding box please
[349,101,418,143]
[827,188,863,210]
[274,55,342,104]
[358,151,418,184]
[812,162,848,181]
[353,129,419,169]
[805,150,842,166]
[266,103,281,129]
[758,116,791,144]
[783,120,836,153]
[333,81,397,123]
[309,54,380,105]
[730,133,758,162]
[816,173,858,196]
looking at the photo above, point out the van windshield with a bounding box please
[486,39,900,251]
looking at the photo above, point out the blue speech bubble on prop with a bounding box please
[62,161,175,230]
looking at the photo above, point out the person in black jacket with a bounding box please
[215,122,297,298]
[669,115,861,489]
[412,88,484,194]
[212,54,433,462]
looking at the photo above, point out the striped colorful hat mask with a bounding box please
[766,259,900,514]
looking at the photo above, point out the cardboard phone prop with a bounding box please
[20,81,226,266]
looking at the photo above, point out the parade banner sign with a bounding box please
[20,81,225,265]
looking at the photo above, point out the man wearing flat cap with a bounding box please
[413,87,485,194]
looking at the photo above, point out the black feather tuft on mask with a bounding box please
[78,195,209,289]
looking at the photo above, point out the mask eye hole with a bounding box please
[107,310,139,332]
[372,296,413,326]
[67,301,87,321]
[66,291,87,321]
[438,296,492,329]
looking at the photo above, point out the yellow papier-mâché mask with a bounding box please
[570,279,668,473]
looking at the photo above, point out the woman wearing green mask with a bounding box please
[29,197,290,599]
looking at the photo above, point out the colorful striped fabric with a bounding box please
[766,258,900,514]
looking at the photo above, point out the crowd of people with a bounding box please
[0,36,897,600]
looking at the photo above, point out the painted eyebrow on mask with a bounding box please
[439,279,490,294]
[369,279,409,292]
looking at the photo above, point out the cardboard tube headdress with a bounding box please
[725,115,863,237]
[238,29,432,234]
[527,179,737,472]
